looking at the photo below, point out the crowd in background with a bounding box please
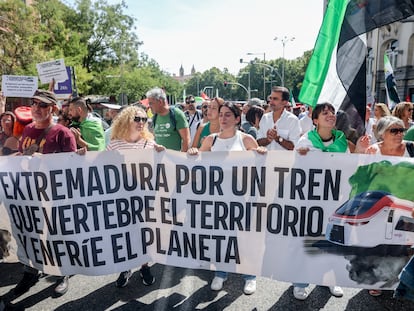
[0,85,414,304]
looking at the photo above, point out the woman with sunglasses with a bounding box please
[107,106,164,288]
[365,115,414,296]
[392,102,413,130]
[188,102,266,295]
[366,116,413,157]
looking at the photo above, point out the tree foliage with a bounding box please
[0,0,312,103]
[0,1,41,74]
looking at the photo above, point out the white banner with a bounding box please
[1,75,38,98]
[36,59,68,84]
[0,150,413,290]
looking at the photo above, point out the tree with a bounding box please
[66,0,142,74]
[0,1,41,75]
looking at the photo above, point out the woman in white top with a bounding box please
[365,116,414,296]
[108,106,164,288]
[188,101,266,295]
[366,116,413,158]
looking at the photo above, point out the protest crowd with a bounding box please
[1,80,414,310]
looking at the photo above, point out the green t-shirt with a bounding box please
[154,108,188,151]
[76,119,105,151]
[404,127,414,141]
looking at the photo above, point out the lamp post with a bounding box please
[118,40,138,105]
[239,59,252,100]
[247,52,266,99]
[273,36,295,87]
[250,62,283,88]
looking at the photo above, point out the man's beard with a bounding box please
[71,115,80,123]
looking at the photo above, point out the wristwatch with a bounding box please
[278,136,283,143]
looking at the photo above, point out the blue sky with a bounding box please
[71,0,325,75]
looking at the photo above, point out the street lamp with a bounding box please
[273,36,295,87]
[118,40,139,105]
[247,52,266,99]
[239,59,252,100]
[250,62,283,88]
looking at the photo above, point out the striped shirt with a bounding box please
[106,139,155,151]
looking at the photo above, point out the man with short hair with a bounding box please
[184,95,202,144]
[257,86,301,150]
[148,87,190,151]
[68,97,105,151]
[15,89,76,296]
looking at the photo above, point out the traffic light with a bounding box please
[224,81,228,87]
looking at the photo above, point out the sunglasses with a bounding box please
[31,101,50,108]
[186,100,195,104]
[202,105,208,109]
[134,116,148,123]
[388,128,406,135]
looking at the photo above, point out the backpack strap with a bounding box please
[169,106,176,131]
[211,133,218,146]
[152,106,177,131]
[406,141,414,157]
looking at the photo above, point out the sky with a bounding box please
[71,0,325,76]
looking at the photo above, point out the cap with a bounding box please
[101,103,122,110]
[32,89,57,105]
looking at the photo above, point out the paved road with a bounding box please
[1,262,414,310]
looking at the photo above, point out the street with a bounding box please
[1,262,414,310]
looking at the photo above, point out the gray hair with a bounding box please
[146,87,167,102]
[375,116,405,141]
[247,97,263,107]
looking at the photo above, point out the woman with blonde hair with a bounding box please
[375,103,391,119]
[108,106,156,150]
[107,105,164,287]
[366,103,391,143]
[392,102,413,130]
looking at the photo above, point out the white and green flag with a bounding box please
[299,0,414,136]
[384,54,400,110]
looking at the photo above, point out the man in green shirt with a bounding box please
[68,97,106,151]
[147,87,190,151]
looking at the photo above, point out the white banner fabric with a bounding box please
[0,149,413,290]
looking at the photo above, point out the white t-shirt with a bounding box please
[186,110,203,143]
[257,110,302,150]
[299,114,314,135]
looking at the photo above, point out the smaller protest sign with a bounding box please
[1,75,38,98]
[36,59,68,84]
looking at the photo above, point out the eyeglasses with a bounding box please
[30,100,50,108]
[388,128,406,135]
[134,116,148,123]
[186,100,195,104]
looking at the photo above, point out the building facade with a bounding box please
[323,0,414,104]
